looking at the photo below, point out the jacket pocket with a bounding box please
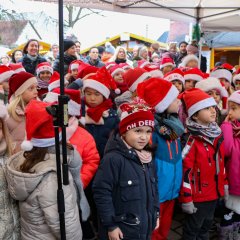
[120,180,141,201]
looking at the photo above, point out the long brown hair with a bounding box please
[20,147,48,173]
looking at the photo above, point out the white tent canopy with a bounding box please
[30,0,240,32]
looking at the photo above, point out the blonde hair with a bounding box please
[7,95,26,122]
[1,119,13,156]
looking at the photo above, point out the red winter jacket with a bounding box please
[69,126,100,188]
[179,134,226,203]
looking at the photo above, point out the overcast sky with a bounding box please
[1,0,170,48]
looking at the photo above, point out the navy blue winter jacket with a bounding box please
[93,133,159,240]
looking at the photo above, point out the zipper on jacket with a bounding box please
[197,168,202,193]
[203,142,211,166]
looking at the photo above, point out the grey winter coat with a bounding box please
[5,151,83,240]
[0,155,20,240]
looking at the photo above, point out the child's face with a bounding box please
[228,101,240,121]
[84,87,104,108]
[235,80,240,91]
[193,106,216,126]
[113,72,124,83]
[172,80,183,93]
[186,60,198,68]
[123,126,152,151]
[167,98,181,114]
[207,89,221,104]
[22,83,38,104]
[39,71,52,83]
[185,79,196,90]
[162,65,173,75]
[71,69,78,79]
[219,78,230,90]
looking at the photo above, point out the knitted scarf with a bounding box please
[121,137,152,164]
[154,113,185,140]
[186,118,222,138]
[37,78,49,89]
[232,120,240,137]
[86,99,113,122]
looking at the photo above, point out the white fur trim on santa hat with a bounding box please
[210,69,232,83]
[68,99,81,116]
[160,62,174,69]
[140,61,150,68]
[36,65,53,76]
[43,92,59,103]
[184,73,203,82]
[181,54,199,67]
[164,73,184,84]
[225,194,240,214]
[70,63,79,71]
[0,70,14,83]
[21,140,33,151]
[83,79,110,99]
[228,90,240,105]
[129,72,151,93]
[48,80,60,92]
[111,68,124,77]
[150,70,163,78]
[14,67,25,73]
[14,77,37,98]
[233,74,240,85]
[154,84,179,113]
[188,97,216,117]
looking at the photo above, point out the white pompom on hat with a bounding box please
[181,54,199,67]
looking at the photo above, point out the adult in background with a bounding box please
[186,43,207,73]
[175,41,188,67]
[85,47,105,68]
[53,39,77,75]
[11,50,23,63]
[75,40,85,61]
[109,46,132,66]
[19,39,47,75]
[45,43,59,64]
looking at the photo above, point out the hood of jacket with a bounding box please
[6,151,57,201]
[104,131,141,165]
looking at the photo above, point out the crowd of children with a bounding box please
[0,38,240,240]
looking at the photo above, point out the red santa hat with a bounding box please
[184,68,204,82]
[137,77,179,113]
[143,65,163,78]
[195,77,228,109]
[0,65,14,83]
[36,62,53,76]
[119,63,131,71]
[210,66,232,83]
[8,72,37,101]
[21,100,58,151]
[137,59,150,68]
[164,68,184,84]
[228,90,240,105]
[222,63,236,73]
[9,63,26,73]
[123,67,151,93]
[160,57,175,69]
[109,64,125,77]
[181,54,199,67]
[48,71,68,92]
[179,88,216,117]
[83,66,120,98]
[118,97,154,135]
[68,60,83,72]
[105,62,117,70]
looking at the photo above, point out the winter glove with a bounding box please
[224,185,229,202]
[182,202,198,214]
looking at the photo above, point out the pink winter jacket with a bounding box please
[221,121,240,196]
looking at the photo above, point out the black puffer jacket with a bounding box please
[20,54,47,75]
[53,54,77,75]
[93,132,159,240]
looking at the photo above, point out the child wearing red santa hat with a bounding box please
[137,78,185,240]
[184,67,204,90]
[93,98,159,240]
[179,88,227,240]
[233,68,240,91]
[164,68,185,93]
[5,100,85,239]
[35,62,53,99]
[220,90,240,239]
[160,57,175,76]
[6,71,38,153]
